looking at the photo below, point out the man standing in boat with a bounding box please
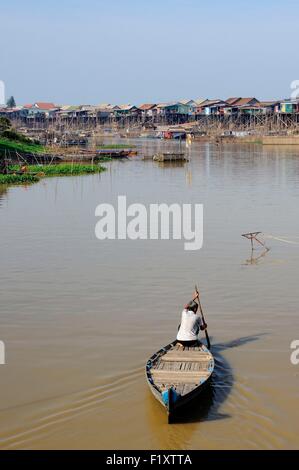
[177,291,207,347]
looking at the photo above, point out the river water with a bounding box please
[0,140,299,449]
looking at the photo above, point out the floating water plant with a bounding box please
[0,163,106,186]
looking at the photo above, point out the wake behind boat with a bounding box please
[146,339,214,423]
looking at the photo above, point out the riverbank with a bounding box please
[0,163,106,186]
[193,134,299,145]
[0,137,47,154]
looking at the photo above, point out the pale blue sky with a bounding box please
[1,0,298,105]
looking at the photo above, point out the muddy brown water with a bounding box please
[1,140,299,449]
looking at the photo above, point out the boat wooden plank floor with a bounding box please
[147,341,214,398]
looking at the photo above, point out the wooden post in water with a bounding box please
[242,232,266,249]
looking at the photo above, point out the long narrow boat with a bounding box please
[95,149,136,159]
[146,340,214,423]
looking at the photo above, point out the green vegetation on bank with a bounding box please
[0,137,46,154]
[0,119,106,186]
[0,117,46,155]
[0,173,39,185]
[9,163,105,176]
[0,163,106,186]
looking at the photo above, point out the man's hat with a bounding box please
[185,300,198,312]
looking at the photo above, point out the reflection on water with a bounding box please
[1,141,299,449]
[0,185,8,206]
[243,248,270,266]
[155,161,187,169]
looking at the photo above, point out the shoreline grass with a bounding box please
[0,173,39,185]
[0,137,48,154]
[0,163,106,186]
[9,163,105,176]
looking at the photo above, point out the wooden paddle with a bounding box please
[195,285,211,350]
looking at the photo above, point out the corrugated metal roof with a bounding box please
[139,103,156,110]
[156,102,181,108]
[194,98,205,105]
[258,101,278,107]
[199,99,225,107]
[35,102,57,109]
[232,97,259,106]
[117,104,134,110]
[97,103,114,109]
[226,97,241,105]
[179,99,195,105]
[60,105,73,110]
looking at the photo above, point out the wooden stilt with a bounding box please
[242,232,266,249]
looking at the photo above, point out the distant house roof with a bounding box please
[0,106,22,113]
[231,97,259,106]
[114,104,140,112]
[117,104,137,111]
[60,105,73,111]
[258,100,280,107]
[279,98,299,104]
[95,105,114,112]
[34,102,57,110]
[62,105,81,111]
[194,98,205,105]
[96,103,116,111]
[199,99,226,107]
[80,105,97,111]
[179,99,195,105]
[156,101,182,108]
[97,103,114,108]
[118,104,132,109]
[139,103,156,110]
[226,97,242,105]
[23,104,33,109]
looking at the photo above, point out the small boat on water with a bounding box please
[153,152,188,162]
[95,149,137,159]
[146,340,214,423]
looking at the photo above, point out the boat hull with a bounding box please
[146,340,214,422]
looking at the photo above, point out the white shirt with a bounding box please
[176,309,202,341]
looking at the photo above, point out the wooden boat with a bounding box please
[95,149,135,159]
[153,152,188,162]
[146,340,214,422]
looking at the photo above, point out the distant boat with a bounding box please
[153,152,187,162]
[95,149,137,159]
[62,138,88,146]
[146,340,214,423]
